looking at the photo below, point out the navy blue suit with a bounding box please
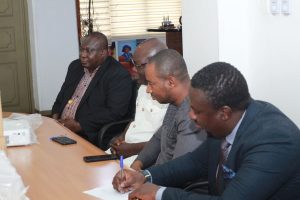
[52,57,132,145]
[149,100,300,200]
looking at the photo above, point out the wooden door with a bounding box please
[0,0,33,113]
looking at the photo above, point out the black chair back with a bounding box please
[97,80,139,150]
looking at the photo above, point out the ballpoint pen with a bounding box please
[120,155,124,181]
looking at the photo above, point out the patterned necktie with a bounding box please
[216,139,231,194]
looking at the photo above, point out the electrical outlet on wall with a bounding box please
[281,0,290,15]
[270,0,280,15]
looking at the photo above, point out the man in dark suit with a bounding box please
[112,62,300,200]
[52,32,132,146]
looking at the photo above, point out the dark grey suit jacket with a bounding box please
[52,57,132,145]
[149,100,300,200]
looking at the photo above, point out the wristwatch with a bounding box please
[140,170,152,183]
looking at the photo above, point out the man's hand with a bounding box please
[109,136,124,154]
[110,138,146,158]
[129,183,160,200]
[130,160,144,170]
[110,135,125,145]
[112,169,145,193]
[58,118,82,133]
[52,113,59,120]
[111,142,137,158]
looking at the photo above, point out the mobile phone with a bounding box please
[83,154,118,162]
[51,136,77,145]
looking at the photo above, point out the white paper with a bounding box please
[84,184,129,200]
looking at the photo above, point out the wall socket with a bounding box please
[281,0,290,15]
[270,0,290,15]
[270,0,280,15]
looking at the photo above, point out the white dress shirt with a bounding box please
[124,85,168,166]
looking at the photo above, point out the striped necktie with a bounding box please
[216,139,231,194]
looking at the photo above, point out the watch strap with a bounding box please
[140,170,152,183]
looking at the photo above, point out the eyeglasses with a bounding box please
[79,47,99,55]
[130,58,147,69]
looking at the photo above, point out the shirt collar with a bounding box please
[83,65,100,75]
[225,111,246,145]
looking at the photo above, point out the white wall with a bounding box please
[182,0,219,76]
[183,0,300,126]
[27,0,79,111]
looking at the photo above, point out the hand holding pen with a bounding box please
[112,158,146,193]
[120,155,125,181]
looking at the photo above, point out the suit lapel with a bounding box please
[226,100,260,163]
[77,57,111,110]
[222,100,261,187]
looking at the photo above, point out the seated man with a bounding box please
[109,38,169,166]
[113,62,300,200]
[130,49,207,170]
[52,32,132,146]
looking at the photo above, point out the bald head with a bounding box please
[133,38,167,85]
[134,38,167,60]
[81,32,108,51]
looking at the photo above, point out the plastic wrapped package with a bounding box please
[0,151,29,200]
[3,113,43,146]
[6,113,43,130]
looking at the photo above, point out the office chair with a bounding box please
[97,80,139,150]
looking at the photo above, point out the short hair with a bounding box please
[122,45,132,52]
[81,32,108,50]
[148,49,189,82]
[191,62,251,110]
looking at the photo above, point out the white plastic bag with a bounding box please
[3,113,43,146]
[0,151,29,200]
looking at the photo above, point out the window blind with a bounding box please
[79,0,181,40]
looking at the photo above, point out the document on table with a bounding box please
[84,184,129,200]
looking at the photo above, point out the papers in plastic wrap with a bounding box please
[3,113,43,146]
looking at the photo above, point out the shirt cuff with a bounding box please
[155,187,166,200]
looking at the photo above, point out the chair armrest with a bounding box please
[97,119,132,150]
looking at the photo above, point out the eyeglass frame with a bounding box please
[130,58,147,69]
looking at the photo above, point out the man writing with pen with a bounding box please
[112,60,300,200]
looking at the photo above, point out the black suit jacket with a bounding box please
[149,100,300,200]
[52,57,132,145]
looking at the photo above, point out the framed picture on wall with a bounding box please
[115,39,145,62]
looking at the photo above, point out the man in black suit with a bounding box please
[52,32,132,146]
[112,62,300,200]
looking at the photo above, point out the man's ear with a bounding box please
[167,76,176,88]
[99,49,107,56]
[218,106,232,120]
